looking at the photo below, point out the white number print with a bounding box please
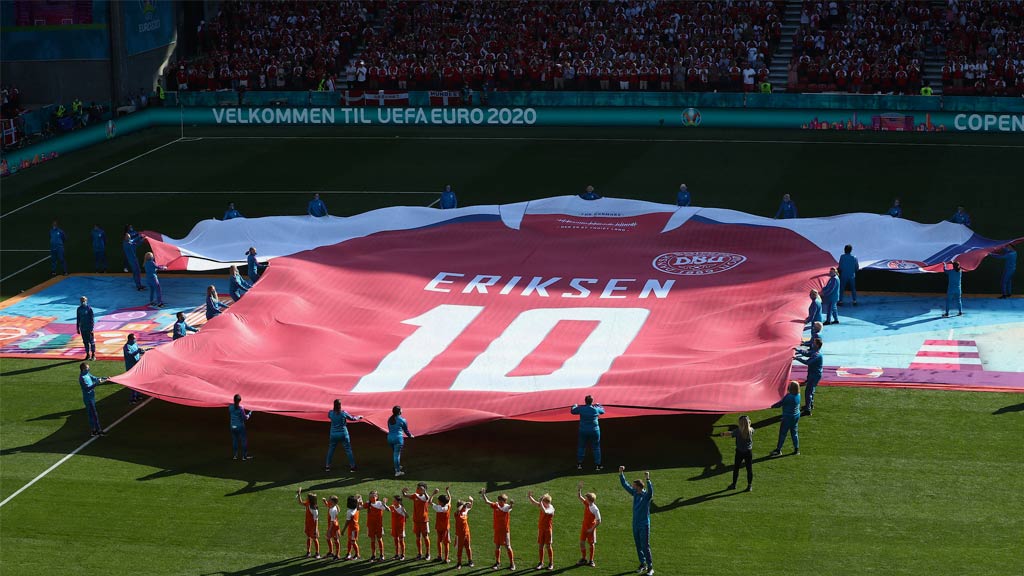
[353,305,649,393]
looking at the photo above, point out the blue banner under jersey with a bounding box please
[122,0,175,55]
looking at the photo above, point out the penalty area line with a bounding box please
[0,398,153,509]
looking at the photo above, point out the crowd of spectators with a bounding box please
[788,0,938,94]
[940,0,1024,96]
[357,0,785,92]
[168,1,373,92]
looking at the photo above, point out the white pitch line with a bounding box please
[0,256,50,282]
[0,397,153,509]
[60,190,436,196]
[0,138,183,219]
[193,135,1024,149]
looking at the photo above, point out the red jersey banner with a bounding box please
[128,197,1020,434]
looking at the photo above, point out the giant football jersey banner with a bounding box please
[119,197,1015,434]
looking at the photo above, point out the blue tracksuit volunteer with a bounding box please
[90,225,107,272]
[387,409,412,476]
[887,201,903,218]
[795,347,824,413]
[944,262,963,316]
[173,314,199,339]
[76,297,96,360]
[49,222,68,275]
[579,185,601,200]
[229,270,251,301]
[246,249,260,282]
[570,397,604,470]
[223,203,242,220]
[620,470,654,573]
[774,195,797,219]
[308,194,328,217]
[228,396,251,460]
[325,403,362,471]
[206,292,226,319]
[950,208,972,228]
[79,364,107,435]
[820,270,840,324]
[144,257,163,306]
[992,247,1016,298]
[123,235,143,290]
[439,185,458,209]
[123,335,145,403]
[676,184,691,207]
[838,247,859,305]
[771,383,801,455]
[806,292,823,325]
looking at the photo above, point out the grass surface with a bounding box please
[1,359,1022,575]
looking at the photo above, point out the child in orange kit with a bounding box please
[528,491,555,570]
[481,488,515,571]
[297,487,320,559]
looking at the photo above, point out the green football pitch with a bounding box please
[1,126,1022,575]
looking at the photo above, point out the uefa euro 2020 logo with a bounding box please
[681,108,702,127]
[140,0,156,14]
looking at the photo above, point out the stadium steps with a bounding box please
[922,0,946,95]
[767,1,806,92]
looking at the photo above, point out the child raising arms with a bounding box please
[363,490,388,562]
[323,495,341,560]
[481,488,516,571]
[528,491,555,570]
[432,486,453,563]
[296,487,321,559]
[576,481,602,567]
[454,497,474,569]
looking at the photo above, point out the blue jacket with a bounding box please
[570,404,604,433]
[230,274,251,295]
[76,304,95,332]
[224,209,242,220]
[950,211,972,227]
[228,403,249,428]
[123,342,144,370]
[676,189,691,206]
[329,410,358,436]
[619,474,653,527]
[173,320,199,339]
[887,205,902,218]
[308,199,328,217]
[144,259,160,281]
[796,351,824,386]
[821,276,840,303]
[579,190,602,200]
[206,295,226,319]
[772,392,801,418]
[440,190,458,209]
[838,253,859,278]
[807,297,823,324]
[387,415,411,444]
[247,252,259,278]
[79,371,102,403]
[49,227,67,248]
[775,200,797,219]
[91,228,106,251]
[123,238,140,269]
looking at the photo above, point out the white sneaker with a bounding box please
[646,569,654,576]
[395,470,405,477]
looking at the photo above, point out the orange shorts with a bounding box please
[456,531,471,546]
[493,531,510,546]
[580,527,597,544]
[348,529,359,541]
[538,528,553,545]
[305,525,319,539]
[327,522,340,539]
[413,521,430,535]
[391,525,405,538]
[367,524,384,538]
[436,529,451,544]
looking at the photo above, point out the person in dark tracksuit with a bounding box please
[770,381,801,456]
[820,267,840,324]
[325,399,363,473]
[619,467,654,576]
[719,415,755,492]
[571,395,604,471]
[795,338,824,415]
[76,296,96,361]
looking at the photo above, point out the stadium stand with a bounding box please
[168,1,372,91]
[939,0,1024,96]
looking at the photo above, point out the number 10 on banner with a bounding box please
[352,305,649,393]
